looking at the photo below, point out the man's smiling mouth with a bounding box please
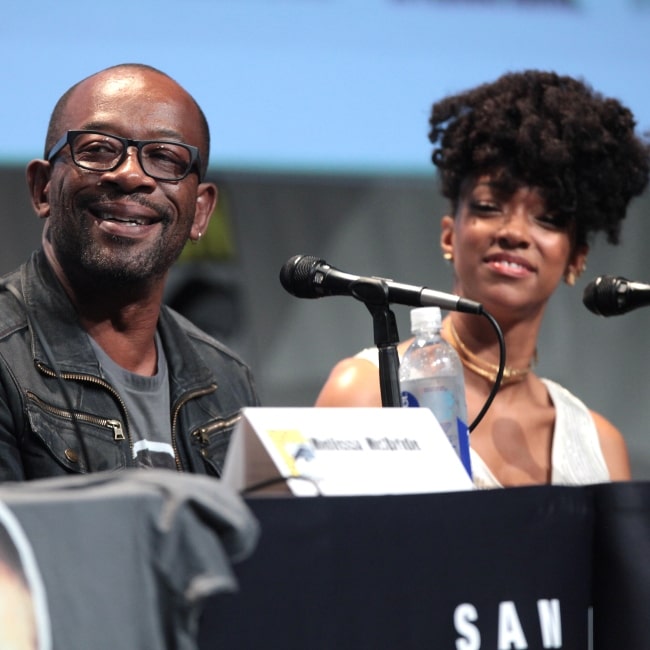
[95,213,158,226]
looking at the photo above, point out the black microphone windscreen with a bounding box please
[582,276,621,316]
[279,255,322,297]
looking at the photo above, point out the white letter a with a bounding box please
[498,601,527,649]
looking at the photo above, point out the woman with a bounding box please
[315,70,650,488]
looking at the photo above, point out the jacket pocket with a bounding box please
[191,413,242,477]
[25,391,128,473]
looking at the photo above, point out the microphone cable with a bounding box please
[468,308,505,433]
[240,474,323,497]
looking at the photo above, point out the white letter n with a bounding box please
[537,599,562,648]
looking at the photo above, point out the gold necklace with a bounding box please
[446,319,533,386]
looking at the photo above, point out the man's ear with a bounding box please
[191,182,218,241]
[26,160,52,220]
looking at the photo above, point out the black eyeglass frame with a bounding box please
[46,130,203,182]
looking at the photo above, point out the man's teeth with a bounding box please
[101,215,148,226]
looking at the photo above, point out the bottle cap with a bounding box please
[410,306,442,333]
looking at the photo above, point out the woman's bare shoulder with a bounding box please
[315,356,382,407]
[590,409,631,481]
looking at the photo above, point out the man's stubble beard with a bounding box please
[49,216,187,291]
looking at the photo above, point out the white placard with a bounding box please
[222,407,474,496]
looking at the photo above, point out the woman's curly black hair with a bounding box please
[429,70,650,247]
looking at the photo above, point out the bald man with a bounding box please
[0,64,259,480]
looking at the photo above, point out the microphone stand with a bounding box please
[351,278,402,407]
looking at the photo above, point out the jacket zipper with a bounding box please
[171,383,218,471]
[192,413,241,445]
[26,391,125,440]
[35,362,133,454]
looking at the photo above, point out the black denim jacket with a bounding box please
[0,250,259,481]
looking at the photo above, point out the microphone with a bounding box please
[279,255,483,314]
[583,275,650,316]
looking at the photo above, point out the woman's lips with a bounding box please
[484,254,535,278]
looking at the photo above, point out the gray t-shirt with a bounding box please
[89,334,176,469]
[1,470,261,650]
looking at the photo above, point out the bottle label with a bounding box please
[401,384,472,478]
[456,417,472,479]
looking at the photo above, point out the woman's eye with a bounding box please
[470,200,500,214]
[536,214,569,230]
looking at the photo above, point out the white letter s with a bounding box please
[455,603,481,650]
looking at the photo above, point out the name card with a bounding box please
[222,407,474,496]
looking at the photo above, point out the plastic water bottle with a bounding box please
[399,307,472,478]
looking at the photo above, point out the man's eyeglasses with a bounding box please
[47,130,202,182]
